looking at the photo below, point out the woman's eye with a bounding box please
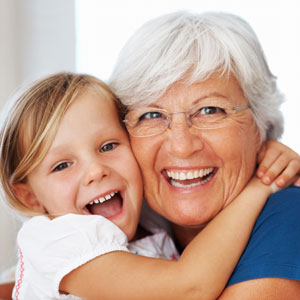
[139,111,164,122]
[100,143,117,152]
[53,162,71,172]
[199,106,226,115]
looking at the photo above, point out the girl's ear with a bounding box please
[13,183,46,213]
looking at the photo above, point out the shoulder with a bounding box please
[253,186,300,229]
[19,214,129,255]
[220,277,300,300]
[227,187,300,286]
[263,185,300,212]
[16,214,129,299]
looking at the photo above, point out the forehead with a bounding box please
[59,91,119,134]
[151,73,247,109]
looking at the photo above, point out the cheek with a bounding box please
[208,117,259,163]
[130,136,162,208]
[130,137,157,172]
[208,121,260,204]
[33,176,76,213]
[118,147,144,196]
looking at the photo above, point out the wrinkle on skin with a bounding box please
[130,73,261,246]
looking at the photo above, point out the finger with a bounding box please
[294,177,300,187]
[270,181,281,193]
[274,159,300,187]
[256,142,267,165]
[258,150,283,181]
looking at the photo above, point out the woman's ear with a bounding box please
[13,183,46,213]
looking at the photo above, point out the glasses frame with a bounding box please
[124,104,250,138]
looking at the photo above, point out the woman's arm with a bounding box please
[218,187,300,299]
[219,277,300,300]
[60,177,275,300]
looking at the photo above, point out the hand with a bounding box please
[256,140,300,187]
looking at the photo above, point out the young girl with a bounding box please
[0,72,299,300]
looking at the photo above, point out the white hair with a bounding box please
[109,11,284,141]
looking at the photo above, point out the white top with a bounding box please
[13,214,179,300]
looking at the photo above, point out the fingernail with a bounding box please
[257,171,264,178]
[264,176,271,184]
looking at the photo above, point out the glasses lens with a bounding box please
[125,108,168,137]
[189,100,230,129]
[125,101,249,136]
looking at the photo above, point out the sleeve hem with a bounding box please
[53,245,129,298]
[227,263,300,286]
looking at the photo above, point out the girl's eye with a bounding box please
[53,162,71,172]
[100,143,118,152]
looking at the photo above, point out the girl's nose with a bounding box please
[82,160,109,186]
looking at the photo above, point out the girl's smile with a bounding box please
[16,90,143,240]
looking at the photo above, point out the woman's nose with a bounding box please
[82,160,109,186]
[166,115,204,158]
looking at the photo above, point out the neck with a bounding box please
[171,223,205,252]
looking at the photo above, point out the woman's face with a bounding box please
[129,74,261,228]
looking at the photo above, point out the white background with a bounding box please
[76,0,300,154]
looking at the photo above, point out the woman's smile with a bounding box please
[130,74,259,227]
[162,167,216,189]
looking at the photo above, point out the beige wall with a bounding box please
[0,0,76,108]
[0,0,76,282]
[0,0,19,107]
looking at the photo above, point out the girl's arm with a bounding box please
[60,178,277,300]
[60,140,299,300]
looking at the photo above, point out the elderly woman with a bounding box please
[109,11,300,298]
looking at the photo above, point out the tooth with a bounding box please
[105,194,111,200]
[89,201,93,205]
[187,171,193,179]
[166,168,214,180]
[99,197,105,203]
[94,199,99,204]
[179,172,186,180]
[110,192,115,197]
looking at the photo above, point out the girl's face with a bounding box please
[16,91,143,240]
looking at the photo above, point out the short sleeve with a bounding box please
[227,186,300,286]
[16,214,129,299]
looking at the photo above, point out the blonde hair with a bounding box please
[0,72,122,215]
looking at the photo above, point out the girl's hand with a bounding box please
[257,140,300,187]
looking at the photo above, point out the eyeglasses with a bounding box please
[124,99,250,137]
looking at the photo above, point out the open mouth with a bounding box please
[86,191,123,218]
[164,167,216,188]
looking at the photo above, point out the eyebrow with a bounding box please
[144,92,229,109]
[191,93,229,106]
